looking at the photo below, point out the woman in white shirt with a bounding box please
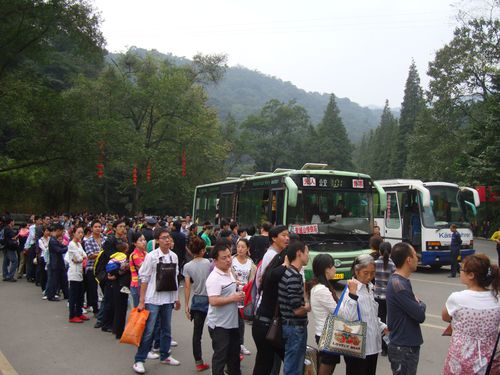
[337,254,388,375]
[231,238,256,356]
[67,226,88,323]
[442,253,500,374]
[309,254,340,375]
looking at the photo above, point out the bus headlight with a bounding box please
[334,259,342,268]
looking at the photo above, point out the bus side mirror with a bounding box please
[285,177,298,207]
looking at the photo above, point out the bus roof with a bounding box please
[196,167,372,189]
[376,179,459,189]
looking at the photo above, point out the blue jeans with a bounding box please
[131,286,140,307]
[388,345,420,375]
[282,324,307,375]
[2,250,18,280]
[134,303,173,363]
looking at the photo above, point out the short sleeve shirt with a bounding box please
[206,267,238,329]
[183,258,211,296]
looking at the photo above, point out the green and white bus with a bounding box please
[193,163,387,280]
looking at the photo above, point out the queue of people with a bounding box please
[1,213,500,375]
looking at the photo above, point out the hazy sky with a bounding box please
[91,0,463,108]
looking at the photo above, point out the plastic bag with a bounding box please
[120,308,150,346]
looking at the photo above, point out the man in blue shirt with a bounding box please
[386,242,426,375]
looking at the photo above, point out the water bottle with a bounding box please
[383,334,390,345]
[237,284,245,309]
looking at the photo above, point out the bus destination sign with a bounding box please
[299,175,369,190]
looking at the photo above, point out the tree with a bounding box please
[366,100,399,179]
[0,0,104,83]
[240,99,311,171]
[406,14,499,184]
[315,94,353,170]
[396,61,425,176]
[75,50,228,212]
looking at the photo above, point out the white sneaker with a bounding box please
[82,308,88,314]
[160,356,180,366]
[240,344,251,355]
[147,351,159,359]
[132,362,146,374]
[42,296,48,300]
[170,339,178,347]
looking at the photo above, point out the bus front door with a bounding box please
[384,191,403,246]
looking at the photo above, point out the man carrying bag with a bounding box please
[132,229,181,374]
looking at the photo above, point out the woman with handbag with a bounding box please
[183,237,211,372]
[442,253,500,374]
[337,254,388,375]
[309,254,340,375]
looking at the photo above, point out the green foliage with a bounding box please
[395,61,425,177]
[205,67,387,142]
[355,100,399,179]
[240,99,312,172]
[314,94,353,170]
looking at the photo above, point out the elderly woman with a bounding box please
[337,254,388,375]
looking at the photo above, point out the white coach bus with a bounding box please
[375,179,480,268]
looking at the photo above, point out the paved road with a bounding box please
[0,239,497,375]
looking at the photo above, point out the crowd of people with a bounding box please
[1,213,500,375]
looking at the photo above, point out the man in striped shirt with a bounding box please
[278,241,310,375]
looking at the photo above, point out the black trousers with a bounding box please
[46,268,68,299]
[112,280,128,339]
[100,282,114,330]
[344,353,378,375]
[36,258,47,292]
[208,327,241,375]
[450,249,460,277]
[69,280,84,319]
[252,319,284,375]
[84,269,99,314]
[191,310,207,362]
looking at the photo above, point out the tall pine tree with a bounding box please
[316,94,353,170]
[396,60,425,176]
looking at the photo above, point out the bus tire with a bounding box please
[430,264,442,271]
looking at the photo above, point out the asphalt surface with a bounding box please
[0,238,497,375]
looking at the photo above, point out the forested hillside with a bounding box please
[122,48,388,142]
[205,66,387,141]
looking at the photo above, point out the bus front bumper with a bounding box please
[421,249,475,266]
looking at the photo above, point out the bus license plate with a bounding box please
[334,273,344,280]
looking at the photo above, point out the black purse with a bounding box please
[156,254,178,292]
[265,301,283,349]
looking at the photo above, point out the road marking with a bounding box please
[0,350,18,375]
[426,313,442,319]
[411,278,462,287]
[422,322,448,330]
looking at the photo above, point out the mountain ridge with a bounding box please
[109,47,399,141]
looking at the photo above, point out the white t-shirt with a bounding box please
[231,256,253,285]
[311,284,337,337]
[67,241,87,282]
[446,289,500,315]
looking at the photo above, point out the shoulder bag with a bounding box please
[318,287,367,358]
[265,300,283,349]
[156,253,178,292]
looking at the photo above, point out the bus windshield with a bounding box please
[420,185,470,228]
[287,189,370,234]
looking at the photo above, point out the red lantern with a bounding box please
[182,147,187,177]
[132,165,137,186]
[96,163,104,178]
[146,161,151,183]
